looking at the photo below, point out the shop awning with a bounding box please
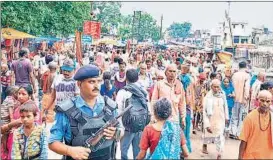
[2,28,36,39]
[92,38,118,45]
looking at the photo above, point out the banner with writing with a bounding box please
[83,21,101,39]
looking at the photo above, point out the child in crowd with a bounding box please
[114,61,127,92]
[1,63,11,102]
[137,98,189,159]
[11,101,48,159]
[1,86,19,158]
[100,71,117,100]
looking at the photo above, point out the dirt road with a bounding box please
[45,122,240,159]
[116,130,240,159]
[189,131,240,159]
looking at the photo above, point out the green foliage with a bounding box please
[167,22,192,39]
[1,2,162,41]
[92,2,122,34]
[118,15,133,40]
[1,2,91,37]
[118,12,161,41]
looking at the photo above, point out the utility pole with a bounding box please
[160,14,163,40]
[226,1,234,47]
[90,1,93,20]
[137,11,142,42]
[131,11,136,54]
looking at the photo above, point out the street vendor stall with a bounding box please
[92,38,118,46]
[2,28,36,39]
[31,36,62,51]
[217,51,233,66]
[1,28,36,60]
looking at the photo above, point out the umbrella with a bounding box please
[2,28,36,39]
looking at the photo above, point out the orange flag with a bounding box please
[75,30,83,65]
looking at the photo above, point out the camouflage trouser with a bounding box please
[230,102,247,137]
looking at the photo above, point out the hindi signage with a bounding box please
[83,21,101,39]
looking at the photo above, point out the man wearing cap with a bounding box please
[49,65,123,160]
[45,59,80,111]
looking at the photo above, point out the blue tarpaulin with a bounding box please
[33,36,61,43]
[65,35,92,44]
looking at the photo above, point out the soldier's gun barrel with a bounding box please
[85,105,133,151]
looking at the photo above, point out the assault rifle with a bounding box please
[85,105,132,152]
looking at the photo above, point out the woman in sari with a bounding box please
[221,77,235,121]
[7,85,41,159]
[137,98,189,159]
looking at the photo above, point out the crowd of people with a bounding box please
[1,45,273,159]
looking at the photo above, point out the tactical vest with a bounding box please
[55,96,117,160]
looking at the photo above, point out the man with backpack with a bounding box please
[116,69,150,160]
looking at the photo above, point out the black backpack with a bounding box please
[122,87,150,133]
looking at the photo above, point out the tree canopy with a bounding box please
[118,12,161,41]
[92,2,122,34]
[1,1,164,41]
[1,2,91,37]
[1,1,123,37]
[167,22,192,39]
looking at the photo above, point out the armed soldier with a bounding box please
[48,65,124,160]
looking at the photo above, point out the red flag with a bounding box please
[83,21,92,35]
[83,21,101,39]
[75,30,83,65]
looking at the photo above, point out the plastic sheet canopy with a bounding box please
[2,28,36,39]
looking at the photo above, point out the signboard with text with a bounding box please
[83,21,101,39]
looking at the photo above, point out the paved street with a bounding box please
[188,131,240,159]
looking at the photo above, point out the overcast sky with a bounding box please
[120,2,273,31]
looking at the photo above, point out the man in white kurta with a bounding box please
[202,79,229,159]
